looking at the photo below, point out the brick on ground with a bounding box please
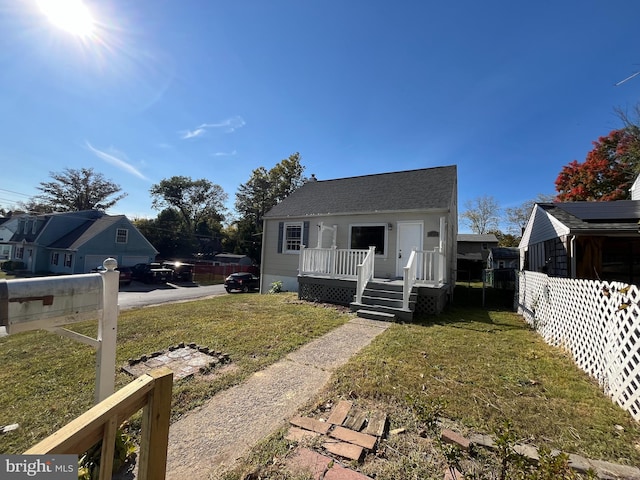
[290,416,331,435]
[327,400,353,425]
[323,440,363,461]
[285,448,331,480]
[285,426,321,443]
[324,463,373,480]
[330,426,377,450]
[443,467,463,480]
[440,429,470,451]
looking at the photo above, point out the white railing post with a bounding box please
[330,245,337,278]
[96,258,119,403]
[403,250,417,310]
[299,245,306,275]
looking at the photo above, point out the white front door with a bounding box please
[396,222,423,278]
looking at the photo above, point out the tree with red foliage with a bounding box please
[555,129,640,201]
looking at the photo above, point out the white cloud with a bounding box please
[180,115,246,139]
[86,142,150,181]
[213,150,237,157]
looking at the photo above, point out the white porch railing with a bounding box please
[299,246,370,278]
[356,246,376,304]
[403,248,446,309]
[415,247,446,285]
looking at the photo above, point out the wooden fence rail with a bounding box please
[25,367,173,480]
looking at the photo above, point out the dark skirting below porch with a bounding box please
[297,275,449,316]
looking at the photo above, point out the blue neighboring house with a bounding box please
[0,210,158,274]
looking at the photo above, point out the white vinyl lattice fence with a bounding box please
[517,271,640,421]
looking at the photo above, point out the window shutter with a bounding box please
[303,221,310,247]
[277,222,284,253]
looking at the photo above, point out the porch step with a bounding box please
[350,302,414,322]
[361,295,404,309]
[350,280,416,322]
[356,309,397,322]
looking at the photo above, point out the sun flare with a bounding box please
[36,0,96,37]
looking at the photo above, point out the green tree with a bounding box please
[235,167,271,229]
[150,176,227,234]
[488,230,520,247]
[460,195,501,234]
[234,153,306,258]
[29,167,126,212]
[133,209,196,259]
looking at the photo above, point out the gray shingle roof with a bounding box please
[457,234,498,243]
[541,201,640,233]
[48,215,123,249]
[264,165,457,218]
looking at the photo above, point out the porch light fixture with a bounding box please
[388,223,393,231]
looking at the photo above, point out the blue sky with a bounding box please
[1,1,639,233]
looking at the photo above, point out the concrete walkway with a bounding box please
[163,317,390,479]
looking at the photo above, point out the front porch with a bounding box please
[298,246,450,319]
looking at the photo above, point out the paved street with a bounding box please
[117,281,227,310]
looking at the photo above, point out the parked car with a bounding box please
[90,265,132,286]
[224,272,260,293]
[131,263,174,284]
[162,261,194,282]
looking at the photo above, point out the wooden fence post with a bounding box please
[137,367,173,480]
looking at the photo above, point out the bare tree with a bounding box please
[460,195,501,234]
[504,194,555,236]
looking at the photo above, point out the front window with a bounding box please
[16,247,24,259]
[350,224,386,255]
[116,228,129,244]
[51,252,59,265]
[283,222,302,253]
[64,253,72,267]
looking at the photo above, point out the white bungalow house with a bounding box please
[260,165,458,319]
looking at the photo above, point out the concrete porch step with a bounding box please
[350,302,413,322]
[355,309,396,322]
[361,295,404,309]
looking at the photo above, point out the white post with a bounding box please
[330,245,337,278]
[299,245,306,275]
[95,257,119,403]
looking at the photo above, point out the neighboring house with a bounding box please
[0,217,12,260]
[260,165,458,318]
[486,246,519,289]
[456,233,498,281]
[519,201,640,284]
[631,174,640,200]
[487,247,519,270]
[212,253,254,266]
[2,210,158,274]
